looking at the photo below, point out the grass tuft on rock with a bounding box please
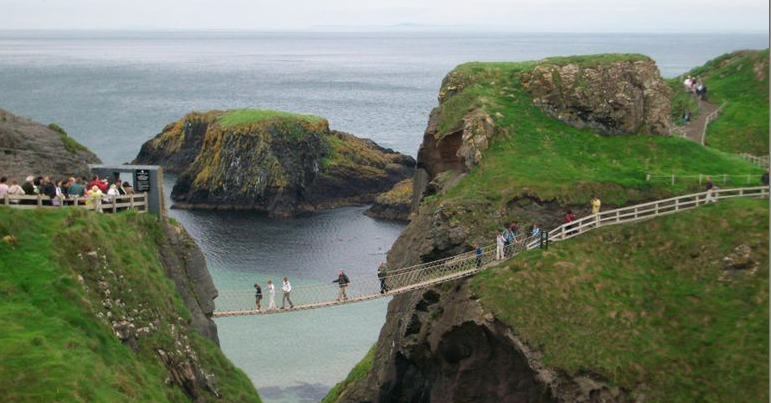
[217,109,326,128]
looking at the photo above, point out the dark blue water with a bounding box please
[1,31,767,403]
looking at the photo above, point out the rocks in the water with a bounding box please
[520,55,671,136]
[0,107,101,179]
[365,179,413,221]
[134,109,415,216]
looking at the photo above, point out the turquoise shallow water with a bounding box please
[1,31,767,402]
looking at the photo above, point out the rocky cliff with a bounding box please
[365,179,413,221]
[0,107,101,179]
[134,109,415,216]
[0,208,261,402]
[326,54,764,403]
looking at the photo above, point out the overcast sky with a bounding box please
[0,0,768,32]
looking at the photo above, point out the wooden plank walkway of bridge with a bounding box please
[213,186,769,318]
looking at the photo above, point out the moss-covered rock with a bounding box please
[134,109,415,216]
[365,179,413,221]
[0,107,101,180]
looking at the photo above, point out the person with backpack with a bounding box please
[475,244,483,268]
[333,269,351,301]
[377,262,389,294]
[253,283,263,311]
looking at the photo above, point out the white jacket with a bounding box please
[268,283,275,296]
[282,281,291,293]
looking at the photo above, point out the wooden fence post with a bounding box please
[129,194,135,209]
[95,197,102,213]
[723,174,727,184]
[144,192,149,213]
[112,196,117,213]
[699,174,702,185]
[3,194,8,206]
[671,174,675,185]
[37,194,42,207]
[646,173,650,182]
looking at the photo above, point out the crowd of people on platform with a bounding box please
[0,174,135,207]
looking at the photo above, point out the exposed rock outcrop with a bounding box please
[336,280,626,403]
[520,56,671,136]
[365,179,413,221]
[134,110,415,216]
[0,107,101,179]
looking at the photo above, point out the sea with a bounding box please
[0,30,767,402]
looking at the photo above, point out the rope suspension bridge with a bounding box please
[213,186,769,318]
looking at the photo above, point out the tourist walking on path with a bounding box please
[705,176,717,203]
[475,244,483,268]
[281,277,294,309]
[377,262,389,294]
[495,232,505,261]
[565,209,576,235]
[591,196,602,215]
[502,225,514,256]
[253,283,263,311]
[531,224,541,238]
[267,280,276,310]
[333,269,351,301]
[761,169,769,186]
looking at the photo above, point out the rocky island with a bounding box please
[324,53,767,403]
[134,109,415,217]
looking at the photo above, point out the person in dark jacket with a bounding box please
[40,176,56,205]
[761,169,769,186]
[377,262,389,294]
[705,176,716,203]
[333,269,350,301]
[475,244,483,268]
[253,283,263,311]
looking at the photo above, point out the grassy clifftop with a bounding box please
[474,198,769,402]
[0,208,261,403]
[671,49,769,155]
[425,58,762,237]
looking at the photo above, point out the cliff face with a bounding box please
[327,55,764,402]
[0,208,261,402]
[0,107,101,179]
[519,56,671,136]
[134,110,415,216]
[365,179,413,221]
[335,281,625,403]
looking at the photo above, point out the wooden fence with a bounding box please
[734,153,770,169]
[549,186,769,242]
[2,192,149,214]
[700,102,726,145]
[645,173,765,186]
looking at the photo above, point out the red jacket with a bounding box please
[89,180,108,192]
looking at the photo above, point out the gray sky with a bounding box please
[0,0,768,32]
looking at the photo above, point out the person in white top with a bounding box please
[281,277,294,309]
[267,280,276,310]
[6,180,25,204]
[0,177,8,199]
[52,180,65,206]
[495,232,505,260]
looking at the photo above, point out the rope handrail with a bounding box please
[213,186,769,317]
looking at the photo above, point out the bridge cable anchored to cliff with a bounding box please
[212,186,769,318]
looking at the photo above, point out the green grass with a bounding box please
[473,198,769,402]
[0,208,261,403]
[424,59,763,238]
[48,122,90,153]
[217,109,326,128]
[671,49,769,154]
[321,345,375,403]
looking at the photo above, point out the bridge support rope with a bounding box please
[213,186,769,318]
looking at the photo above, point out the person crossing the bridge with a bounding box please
[495,232,505,261]
[281,277,294,309]
[254,283,263,311]
[267,280,276,310]
[475,244,483,268]
[333,269,351,301]
[378,262,389,294]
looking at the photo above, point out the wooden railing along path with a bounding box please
[213,186,769,318]
[2,192,149,214]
